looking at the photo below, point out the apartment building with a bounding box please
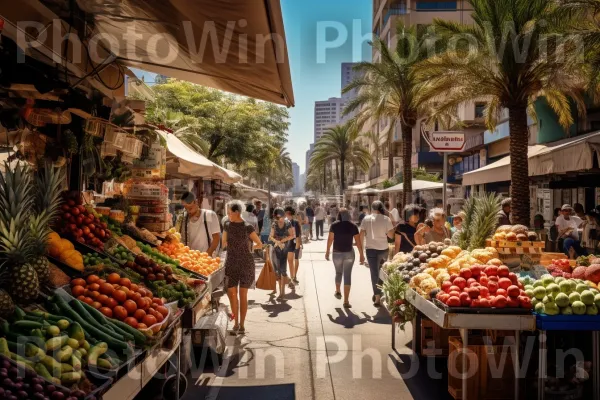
[314,97,345,142]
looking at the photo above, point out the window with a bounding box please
[475,102,485,118]
[415,1,457,11]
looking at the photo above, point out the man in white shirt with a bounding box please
[390,202,404,226]
[177,192,221,256]
[360,200,394,307]
[555,204,586,257]
[242,204,259,233]
[314,204,325,240]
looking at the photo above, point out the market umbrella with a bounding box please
[358,188,382,195]
[157,130,241,183]
[382,180,447,193]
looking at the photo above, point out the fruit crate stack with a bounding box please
[123,182,171,233]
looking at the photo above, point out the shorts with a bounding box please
[294,248,301,260]
[225,273,254,289]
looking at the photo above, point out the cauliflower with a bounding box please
[485,247,499,259]
[435,273,451,287]
[471,249,494,263]
[423,267,435,276]
[431,269,447,279]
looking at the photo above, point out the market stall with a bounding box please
[380,194,600,400]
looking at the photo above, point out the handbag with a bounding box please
[256,248,277,290]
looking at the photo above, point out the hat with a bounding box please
[561,204,573,211]
[454,211,466,220]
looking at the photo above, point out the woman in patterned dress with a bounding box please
[222,200,263,335]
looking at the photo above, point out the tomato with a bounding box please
[96,278,105,285]
[137,323,148,330]
[99,307,113,318]
[88,283,100,292]
[83,289,91,297]
[119,278,131,289]
[123,299,137,315]
[77,295,86,302]
[130,283,139,293]
[126,290,136,300]
[133,309,146,321]
[135,297,146,310]
[142,297,152,310]
[152,298,164,306]
[91,301,102,309]
[106,298,118,309]
[86,274,100,285]
[142,314,157,326]
[71,285,85,297]
[113,306,128,320]
[97,294,109,305]
[155,306,168,317]
[99,283,114,296]
[112,290,127,303]
[120,286,130,295]
[71,278,86,287]
[90,291,100,299]
[132,292,142,303]
[83,297,94,305]
[154,312,164,323]
[124,317,138,329]
[107,273,121,284]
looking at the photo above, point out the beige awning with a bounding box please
[358,188,381,195]
[383,180,448,193]
[463,131,600,185]
[157,130,241,183]
[233,183,270,201]
[77,0,294,106]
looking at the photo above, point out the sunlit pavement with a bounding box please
[182,225,451,400]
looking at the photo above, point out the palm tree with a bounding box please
[362,130,385,178]
[310,124,371,196]
[267,146,292,207]
[416,0,586,225]
[344,24,449,206]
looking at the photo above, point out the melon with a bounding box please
[584,264,600,284]
[572,266,587,280]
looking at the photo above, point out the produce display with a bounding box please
[100,217,122,237]
[122,222,159,245]
[0,354,95,400]
[147,281,197,308]
[521,275,600,316]
[47,233,84,272]
[69,274,168,334]
[492,224,538,242]
[58,193,112,250]
[157,233,221,276]
[546,257,600,288]
[82,253,119,269]
[137,242,179,267]
[105,245,136,263]
[433,264,532,309]
[126,255,177,284]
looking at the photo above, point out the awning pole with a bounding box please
[443,153,448,212]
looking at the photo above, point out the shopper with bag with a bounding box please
[325,209,364,308]
[222,201,263,335]
[256,244,277,292]
[394,204,421,254]
[269,208,296,301]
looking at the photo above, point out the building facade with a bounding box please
[314,97,346,142]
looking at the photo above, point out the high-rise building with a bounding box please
[292,162,300,193]
[340,62,363,123]
[314,97,345,142]
[306,143,315,171]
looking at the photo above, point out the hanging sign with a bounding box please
[420,122,465,152]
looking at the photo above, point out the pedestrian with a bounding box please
[497,198,512,226]
[315,203,325,240]
[326,209,364,308]
[298,203,310,243]
[451,211,466,235]
[416,208,452,244]
[556,204,587,257]
[306,202,315,239]
[175,192,221,256]
[360,200,394,307]
[582,209,599,255]
[256,201,265,233]
[390,202,404,226]
[222,200,263,335]
[242,204,259,233]
[285,206,302,287]
[358,205,368,225]
[269,208,296,301]
[329,204,339,225]
[394,204,421,254]
[260,208,273,244]
[574,203,586,220]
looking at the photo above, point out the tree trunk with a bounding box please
[267,169,272,211]
[340,157,346,196]
[401,123,413,207]
[388,127,394,179]
[322,164,326,193]
[508,106,530,226]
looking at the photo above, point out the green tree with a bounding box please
[361,130,385,178]
[416,0,586,224]
[344,24,449,207]
[310,124,371,196]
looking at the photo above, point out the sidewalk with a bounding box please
[182,229,451,400]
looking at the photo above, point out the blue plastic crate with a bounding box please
[535,312,600,331]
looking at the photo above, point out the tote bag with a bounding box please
[256,248,277,291]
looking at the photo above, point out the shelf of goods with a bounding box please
[405,288,535,400]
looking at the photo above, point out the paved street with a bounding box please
[182,225,451,400]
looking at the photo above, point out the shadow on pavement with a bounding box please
[327,308,372,329]
[260,301,292,317]
[387,353,452,400]
[369,306,392,324]
[182,383,296,400]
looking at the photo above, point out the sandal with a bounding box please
[334,292,342,299]
[229,325,239,335]
[238,327,246,335]
[343,302,352,308]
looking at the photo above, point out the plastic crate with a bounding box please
[84,118,105,137]
[535,313,600,331]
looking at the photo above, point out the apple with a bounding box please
[497,266,510,277]
[459,292,471,306]
[489,275,499,282]
[469,281,480,288]
[471,265,482,277]
[496,288,507,297]
[471,299,481,308]
[507,296,520,308]
[454,277,467,290]
[479,298,491,308]
[479,276,489,286]
[449,291,461,298]
[460,268,473,279]
[508,272,519,285]
[519,296,532,309]
[492,295,507,308]
[447,296,461,307]
[467,278,477,286]
[449,285,461,293]
[442,281,452,293]
[450,274,459,283]
[484,266,499,277]
[507,285,520,298]
[480,287,490,298]
[498,277,512,290]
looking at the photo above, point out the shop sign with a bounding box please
[420,123,465,152]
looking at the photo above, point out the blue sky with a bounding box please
[282,0,372,173]
[133,1,372,173]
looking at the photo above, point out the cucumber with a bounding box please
[13,306,25,320]
[70,300,124,340]
[108,318,146,345]
[14,320,43,330]
[6,340,25,355]
[0,320,9,334]
[76,300,120,336]
[23,315,43,323]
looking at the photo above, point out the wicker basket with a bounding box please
[84,118,106,137]
[104,124,126,147]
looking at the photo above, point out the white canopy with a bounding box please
[383,180,446,193]
[233,183,270,201]
[157,130,241,183]
[462,131,600,185]
[358,188,381,195]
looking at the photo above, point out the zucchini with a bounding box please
[76,300,118,334]
[14,320,43,330]
[60,363,73,373]
[70,354,81,372]
[67,322,85,342]
[6,340,24,355]
[108,318,146,345]
[56,345,73,363]
[40,355,62,377]
[13,306,25,320]
[70,300,123,340]
[96,358,113,370]
[23,315,43,323]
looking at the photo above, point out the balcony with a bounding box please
[463,131,484,152]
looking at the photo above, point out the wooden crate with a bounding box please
[486,239,545,249]
[420,317,459,357]
[448,336,515,400]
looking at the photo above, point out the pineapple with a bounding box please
[9,263,39,302]
[0,289,15,318]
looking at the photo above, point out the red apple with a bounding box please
[507,296,520,308]
[498,277,512,290]
[471,265,482,277]
[489,275,499,282]
[508,272,518,284]
[492,295,507,308]
[479,298,491,308]
[447,296,461,307]
[496,288,507,297]
[507,285,520,298]
[442,281,452,293]
[484,266,499,277]
[487,281,498,294]
[448,291,461,298]
[454,277,467,290]
[480,287,490,298]
[460,268,473,280]
[479,276,489,286]
[497,266,510,277]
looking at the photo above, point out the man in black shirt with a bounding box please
[285,206,302,286]
[394,204,422,254]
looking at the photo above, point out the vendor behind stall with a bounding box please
[175,191,221,256]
